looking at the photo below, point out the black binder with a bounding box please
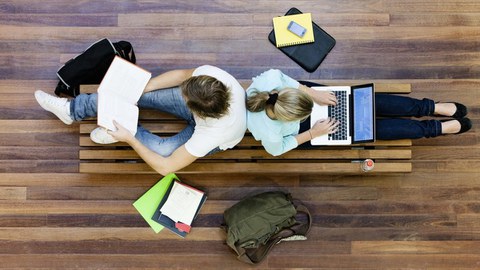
[268,7,336,73]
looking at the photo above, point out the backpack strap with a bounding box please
[234,202,312,264]
[114,41,136,63]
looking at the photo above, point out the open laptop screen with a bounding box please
[352,84,375,143]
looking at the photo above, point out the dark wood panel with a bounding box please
[352,240,480,254]
[1,0,479,269]
[268,254,480,269]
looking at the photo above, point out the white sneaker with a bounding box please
[34,90,73,125]
[90,127,118,144]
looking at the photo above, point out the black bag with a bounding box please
[268,7,336,73]
[55,38,136,97]
[223,191,312,264]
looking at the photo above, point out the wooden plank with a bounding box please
[0,120,77,133]
[268,254,480,269]
[119,13,391,27]
[79,122,186,134]
[80,162,412,174]
[457,214,480,228]
[80,82,412,94]
[0,200,136,214]
[79,135,412,147]
[80,149,412,160]
[0,227,224,241]
[352,240,480,254]
[0,187,26,200]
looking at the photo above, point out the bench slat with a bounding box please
[80,149,411,160]
[79,123,412,147]
[80,162,412,174]
[79,135,412,147]
[80,82,411,94]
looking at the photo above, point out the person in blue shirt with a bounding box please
[246,69,471,156]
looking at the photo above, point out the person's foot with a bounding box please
[34,90,73,125]
[441,117,472,134]
[90,127,118,144]
[435,102,467,118]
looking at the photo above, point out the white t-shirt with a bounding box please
[184,65,247,157]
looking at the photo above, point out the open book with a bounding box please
[152,180,207,238]
[97,56,151,135]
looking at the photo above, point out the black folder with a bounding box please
[151,180,207,238]
[268,7,336,73]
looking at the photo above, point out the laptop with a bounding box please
[310,83,375,145]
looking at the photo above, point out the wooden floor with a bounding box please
[1,0,480,269]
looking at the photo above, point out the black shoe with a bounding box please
[441,117,472,134]
[452,102,468,119]
[435,102,468,118]
[456,117,472,134]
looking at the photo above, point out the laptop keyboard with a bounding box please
[328,91,348,141]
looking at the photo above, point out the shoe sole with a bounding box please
[90,128,118,144]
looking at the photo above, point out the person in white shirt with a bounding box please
[35,65,247,175]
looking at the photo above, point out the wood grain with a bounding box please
[1,0,479,268]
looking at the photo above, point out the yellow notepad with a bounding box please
[272,13,315,47]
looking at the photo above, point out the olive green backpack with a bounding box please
[223,191,312,264]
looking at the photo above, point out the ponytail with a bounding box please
[247,88,313,121]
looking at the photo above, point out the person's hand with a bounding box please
[309,88,337,106]
[310,118,340,138]
[107,120,135,143]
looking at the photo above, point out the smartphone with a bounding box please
[287,20,307,38]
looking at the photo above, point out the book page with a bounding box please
[97,56,151,134]
[98,56,151,103]
[160,181,204,225]
[97,94,139,135]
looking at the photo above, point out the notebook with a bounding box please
[152,180,207,238]
[268,7,336,73]
[310,83,376,145]
[272,13,314,47]
[132,173,178,233]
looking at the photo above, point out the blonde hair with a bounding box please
[247,88,313,121]
[180,75,231,119]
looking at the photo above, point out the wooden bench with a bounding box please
[78,82,412,174]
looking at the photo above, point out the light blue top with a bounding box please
[246,69,301,156]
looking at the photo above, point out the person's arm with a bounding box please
[144,68,195,93]
[129,140,197,175]
[261,136,298,157]
[108,121,197,175]
[295,118,339,145]
[295,131,314,145]
[298,84,337,106]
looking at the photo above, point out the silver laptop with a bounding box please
[310,83,375,145]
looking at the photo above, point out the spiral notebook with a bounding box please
[272,13,314,47]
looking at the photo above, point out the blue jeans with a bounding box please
[375,94,441,139]
[70,88,220,157]
[298,81,442,140]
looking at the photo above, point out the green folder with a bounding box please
[133,173,178,233]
